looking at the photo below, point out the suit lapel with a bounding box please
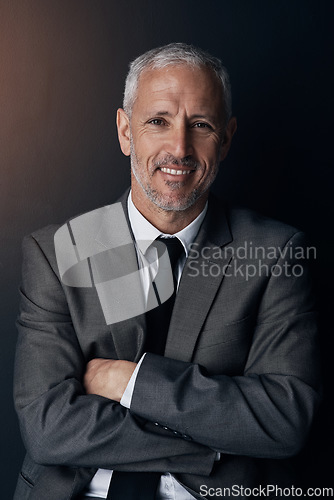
[165,198,233,362]
[95,191,148,362]
[109,314,147,362]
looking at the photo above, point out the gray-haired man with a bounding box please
[14,43,320,499]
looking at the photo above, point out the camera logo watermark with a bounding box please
[54,203,174,325]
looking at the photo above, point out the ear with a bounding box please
[220,117,237,162]
[116,108,131,156]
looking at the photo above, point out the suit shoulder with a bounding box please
[226,205,304,247]
[23,197,129,258]
[20,205,109,274]
[22,224,62,260]
[25,203,115,245]
[21,210,96,260]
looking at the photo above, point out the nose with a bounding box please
[166,123,193,159]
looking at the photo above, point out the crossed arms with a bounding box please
[14,228,321,476]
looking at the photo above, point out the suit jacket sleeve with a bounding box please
[13,233,216,475]
[129,231,321,459]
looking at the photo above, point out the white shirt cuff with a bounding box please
[120,353,146,409]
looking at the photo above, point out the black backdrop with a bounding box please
[1,1,333,496]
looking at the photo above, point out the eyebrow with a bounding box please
[150,111,171,116]
[148,111,216,121]
[190,114,215,121]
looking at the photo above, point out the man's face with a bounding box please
[118,65,234,214]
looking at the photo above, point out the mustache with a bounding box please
[153,155,200,170]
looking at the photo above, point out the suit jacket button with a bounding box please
[182,434,192,441]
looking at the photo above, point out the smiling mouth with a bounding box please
[159,167,194,176]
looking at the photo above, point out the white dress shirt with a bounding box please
[85,193,207,499]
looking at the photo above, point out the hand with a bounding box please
[84,358,136,402]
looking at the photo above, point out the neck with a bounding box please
[131,188,208,234]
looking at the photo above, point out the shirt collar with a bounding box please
[127,191,207,257]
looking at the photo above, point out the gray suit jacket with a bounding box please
[13,192,321,499]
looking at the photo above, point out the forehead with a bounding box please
[134,64,223,115]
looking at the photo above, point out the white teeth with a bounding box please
[160,167,192,175]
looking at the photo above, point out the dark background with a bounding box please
[1,0,333,496]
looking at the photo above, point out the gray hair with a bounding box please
[123,42,232,125]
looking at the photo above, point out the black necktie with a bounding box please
[106,237,184,500]
[144,236,185,355]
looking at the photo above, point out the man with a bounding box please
[14,43,320,499]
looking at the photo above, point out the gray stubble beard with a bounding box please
[130,137,219,212]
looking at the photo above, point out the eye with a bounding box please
[193,122,213,129]
[148,118,165,126]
